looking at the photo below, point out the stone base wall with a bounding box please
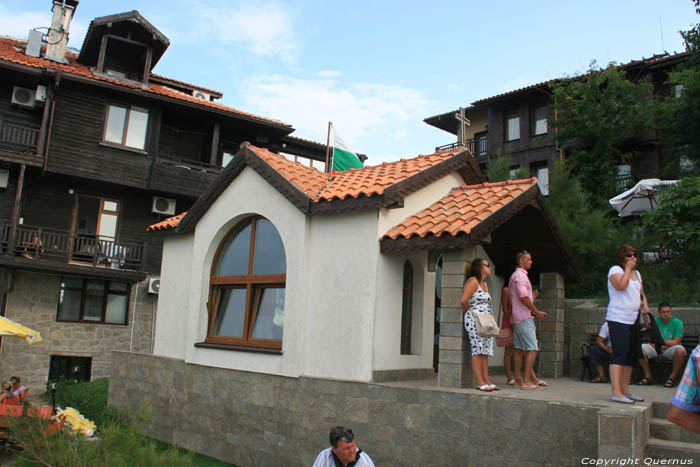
[0,271,155,389]
[110,352,606,467]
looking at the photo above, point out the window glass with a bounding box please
[213,288,246,337]
[253,219,286,274]
[83,280,104,321]
[401,261,414,354]
[103,201,118,212]
[57,289,82,321]
[251,287,284,340]
[222,152,234,167]
[536,166,550,196]
[125,107,148,149]
[105,294,128,324]
[61,277,83,289]
[533,106,547,135]
[215,220,252,276]
[477,135,487,155]
[110,281,128,291]
[105,106,127,144]
[506,111,520,141]
[99,213,118,240]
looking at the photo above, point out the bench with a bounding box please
[645,334,699,383]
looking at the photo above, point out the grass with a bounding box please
[151,438,236,467]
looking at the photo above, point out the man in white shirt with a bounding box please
[590,322,612,383]
[312,426,375,467]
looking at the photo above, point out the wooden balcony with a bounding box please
[0,120,43,166]
[150,154,222,198]
[0,221,146,282]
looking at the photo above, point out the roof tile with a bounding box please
[381,178,538,240]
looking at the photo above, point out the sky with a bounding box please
[0,1,697,165]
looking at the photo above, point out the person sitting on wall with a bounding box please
[19,234,43,259]
[590,322,612,383]
[312,426,375,467]
[10,376,27,400]
[0,381,14,403]
[638,303,687,387]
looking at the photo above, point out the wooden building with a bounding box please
[424,52,689,196]
[0,2,325,387]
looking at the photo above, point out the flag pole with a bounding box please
[324,121,332,173]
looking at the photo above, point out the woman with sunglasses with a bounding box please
[606,244,650,403]
[461,258,498,391]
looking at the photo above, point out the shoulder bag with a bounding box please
[470,308,500,337]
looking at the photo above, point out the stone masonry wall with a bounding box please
[0,271,155,389]
[110,352,601,467]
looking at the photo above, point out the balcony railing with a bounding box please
[0,221,144,271]
[436,138,475,154]
[0,121,39,151]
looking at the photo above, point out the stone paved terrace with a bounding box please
[109,352,697,467]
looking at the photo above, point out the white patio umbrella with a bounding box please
[609,178,679,217]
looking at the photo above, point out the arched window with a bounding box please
[400,260,414,355]
[206,216,286,351]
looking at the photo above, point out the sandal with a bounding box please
[637,378,652,386]
[476,384,493,392]
[664,378,676,388]
[506,379,515,385]
[590,376,606,383]
[535,380,548,387]
[488,384,500,391]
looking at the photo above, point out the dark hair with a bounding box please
[468,258,488,282]
[658,302,672,311]
[10,376,19,385]
[515,250,530,265]
[329,426,354,448]
[616,244,636,268]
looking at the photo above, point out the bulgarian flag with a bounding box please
[332,126,364,172]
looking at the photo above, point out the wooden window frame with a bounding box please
[56,277,130,325]
[102,103,150,150]
[205,216,286,351]
[400,260,414,355]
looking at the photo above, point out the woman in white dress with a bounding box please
[461,258,497,391]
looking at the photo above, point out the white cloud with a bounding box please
[240,74,432,162]
[316,70,341,78]
[184,1,298,61]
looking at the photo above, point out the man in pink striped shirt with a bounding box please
[509,251,547,390]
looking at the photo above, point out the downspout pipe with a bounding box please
[42,71,62,174]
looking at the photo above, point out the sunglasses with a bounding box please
[625,253,637,258]
[482,263,490,268]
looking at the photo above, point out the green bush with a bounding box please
[8,416,193,467]
[53,378,112,427]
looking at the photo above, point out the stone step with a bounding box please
[646,438,700,463]
[650,417,700,444]
[654,401,670,419]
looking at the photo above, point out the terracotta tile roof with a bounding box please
[381,178,538,240]
[247,144,465,202]
[0,37,288,128]
[147,212,187,231]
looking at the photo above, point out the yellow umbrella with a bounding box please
[0,316,42,344]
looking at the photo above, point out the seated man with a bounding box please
[639,303,686,387]
[590,322,612,383]
[667,345,700,433]
[313,426,375,467]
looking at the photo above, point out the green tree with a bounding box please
[552,65,654,207]
[484,151,528,182]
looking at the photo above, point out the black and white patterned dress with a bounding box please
[463,284,494,356]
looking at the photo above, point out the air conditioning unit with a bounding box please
[193,91,210,101]
[11,86,36,109]
[151,196,176,216]
[147,277,160,294]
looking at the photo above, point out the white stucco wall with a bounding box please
[301,210,380,382]
[373,251,435,371]
[153,234,194,360]
[377,172,466,237]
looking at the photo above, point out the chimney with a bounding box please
[44,0,79,63]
